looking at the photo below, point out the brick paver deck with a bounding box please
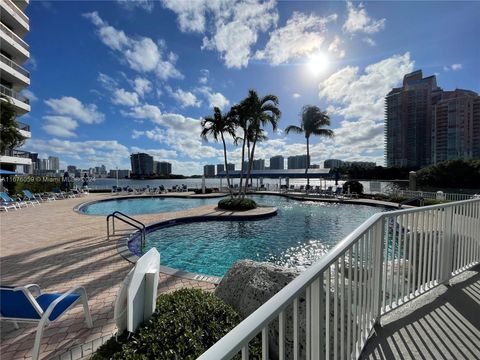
[0,193,269,359]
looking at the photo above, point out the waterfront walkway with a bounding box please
[361,264,480,360]
[0,193,231,360]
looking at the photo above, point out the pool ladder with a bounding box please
[106,211,146,247]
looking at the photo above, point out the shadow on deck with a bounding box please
[361,264,480,360]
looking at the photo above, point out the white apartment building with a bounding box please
[0,0,31,171]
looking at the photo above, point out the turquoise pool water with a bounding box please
[142,195,388,276]
[79,196,223,215]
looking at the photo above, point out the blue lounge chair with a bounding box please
[0,192,29,208]
[22,190,41,205]
[0,284,93,360]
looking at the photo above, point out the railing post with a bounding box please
[372,218,385,322]
[440,206,454,284]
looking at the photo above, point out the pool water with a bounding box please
[79,196,223,215]
[142,195,388,276]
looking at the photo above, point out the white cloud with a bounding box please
[26,56,38,70]
[444,63,462,71]
[363,37,376,46]
[343,1,386,34]
[320,52,414,122]
[130,146,177,159]
[292,93,301,99]
[199,69,209,84]
[112,88,140,106]
[42,116,78,138]
[163,0,278,68]
[255,12,338,65]
[133,77,152,97]
[196,87,230,110]
[327,36,345,58]
[116,0,154,12]
[98,73,118,91]
[170,88,202,108]
[44,96,105,124]
[122,104,163,123]
[20,89,38,102]
[83,11,182,80]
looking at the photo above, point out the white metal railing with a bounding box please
[198,198,480,360]
[390,189,476,202]
[0,22,29,51]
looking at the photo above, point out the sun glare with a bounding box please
[307,53,329,76]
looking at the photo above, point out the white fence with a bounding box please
[198,198,480,360]
[390,189,476,202]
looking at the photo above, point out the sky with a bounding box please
[20,0,480,175]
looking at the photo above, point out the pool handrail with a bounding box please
[107,211,146,247]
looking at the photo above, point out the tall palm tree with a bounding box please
[240,90,281,197]
[201,107,236,197]
[285,105,334,187]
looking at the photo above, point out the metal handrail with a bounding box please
[0,84,29,104]
[0,22,29,51]
[106,211,146,247]
[198,198,480,359]
[0,53,29,78]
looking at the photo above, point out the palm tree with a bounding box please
[285,105,334,187]
[240,90,281,197]
[0,96,26,155]
[201,107,236,197]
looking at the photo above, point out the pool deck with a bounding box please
[0,193,274,360]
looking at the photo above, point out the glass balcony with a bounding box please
[0,53,29,78]
[1,149,31,158]
[0,84,29,104]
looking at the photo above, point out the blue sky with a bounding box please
[21,0,480,174]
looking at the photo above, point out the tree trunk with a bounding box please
[238,129,247,198]
[221,133,233,198]
[245,137,257,197]
[306,136,310,188]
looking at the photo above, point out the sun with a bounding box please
[307,53,329,76]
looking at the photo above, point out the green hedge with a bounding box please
[12,176,68,194]
[193,188,213,194]
[92,288,259,360]
[218,197,257,211]
[342,180,364,195]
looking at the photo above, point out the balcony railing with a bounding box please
[0,22,29,51]
[3,0,29,24]
[1,149,31,158]
[16,120,30,132]
[0,84,29,104]
[199,198,480,360]
[0,53,29,78]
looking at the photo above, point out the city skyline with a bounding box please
[16,1,480,175]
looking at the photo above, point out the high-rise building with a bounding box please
[288,155,309,169]
[385,70,442,168]
[432,90,480,163]
[324,159,344,169]
[156,161,172,175]
[0,0,32,172]
[204,164,215,177]
[216,164,224,174]
[67,165,77,175]
[252,159,265,170]
[130,153,154,176]
[108,169,130,178]
[48,156,60,171]
[269,155,284,170]
[226,163,235,171]
[386,70,480,167]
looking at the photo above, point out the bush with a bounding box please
[193,188,213,194]
[416,159,480,189]
[13,176,68,195]
[342,180,364,195]
[218,197,257,211]
[92,288,257,360]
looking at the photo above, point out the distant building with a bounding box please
[156,161,172,175]
[108,169,130,178]
[48,156,60,171]
[204,164,215,177]
[226,163,235,171]
[345,161,376,168]
[288,155,309,169]
[324,159,344,169]
[269,155,284,170]
[67,165,77,174]
[131,153,154,176]
[309,164,320,169]
[432,90,480,163]
[217,164,224,174]
[252,159,265,170]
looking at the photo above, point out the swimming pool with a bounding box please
[78,196,223,215]
[137,195,389,277]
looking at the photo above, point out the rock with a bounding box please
[216,260,354,359]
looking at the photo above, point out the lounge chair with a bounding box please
[22,190,41,205]
[0,200,17,212]
[0,192,29,208]
[0,284,93,360]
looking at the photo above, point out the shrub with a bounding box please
[92,288,257,360]
[13,176,67,195]
[193,188,213,194]
[218,197,257,211]
[342,180,364,195]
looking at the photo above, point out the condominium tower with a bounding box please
[269,155,284,170]
[0,0,31,172]
[130,153,154,176]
